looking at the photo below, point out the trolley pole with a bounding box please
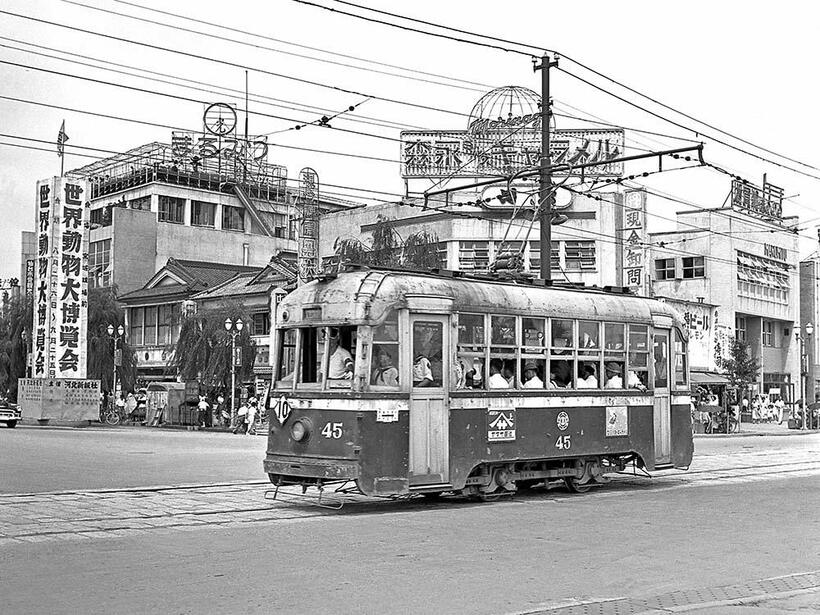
[534,54,559,281]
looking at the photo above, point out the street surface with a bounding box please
[0,425,818,614]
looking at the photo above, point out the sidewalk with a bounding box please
[695,420,819,437]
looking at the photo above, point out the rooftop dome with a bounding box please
[467,86,542,136]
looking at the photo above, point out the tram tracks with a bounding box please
[1,457,818,545]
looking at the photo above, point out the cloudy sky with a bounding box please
[1,0,819,281]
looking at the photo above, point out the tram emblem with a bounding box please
[556,411,570,431]
[487,409,516,442]
[271,396,292,425]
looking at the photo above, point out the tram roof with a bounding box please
[278,268,685,330]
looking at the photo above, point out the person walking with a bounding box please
[197,395,210,428]
[233,401,248,434]
[246,398,258,436]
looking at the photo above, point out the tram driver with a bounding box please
[328,328,354,379]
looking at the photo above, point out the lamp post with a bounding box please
[224,317,243,427]
[107,324,125,399]
[796,323,814,430]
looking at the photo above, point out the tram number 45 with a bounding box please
[321,422,343,439]
[555,435,572,450]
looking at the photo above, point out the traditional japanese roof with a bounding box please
[191,254,296,301]
[118,258,262,304]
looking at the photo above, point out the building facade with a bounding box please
[649,185,800,402]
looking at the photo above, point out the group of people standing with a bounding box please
[196,394,261,434]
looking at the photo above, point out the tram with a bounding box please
[264,267,693,498]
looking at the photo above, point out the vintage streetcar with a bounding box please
[264,267,693,500]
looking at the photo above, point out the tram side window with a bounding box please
[413,321,443,388]
[577,320,601,389]
[520,317,546,389]
[275,328,297,385]
[674,329,688,387]
[522,317,545,349]
[371,311,400,388]
[603,323,626,389]
[628,324,650,391]
[490,315,516,388]
[550,319,574,388]
[456,313,485,389]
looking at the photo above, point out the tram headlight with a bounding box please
[290,419,310,442]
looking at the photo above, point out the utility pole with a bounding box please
[534,54,559,281]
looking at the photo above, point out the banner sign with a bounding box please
[18,378,101,421]
[33,177,90,379]
[297,167,320,282]
[401,128,625,179]
[25,259,35,299]
[620,189,648,296]
[731,178,783,220]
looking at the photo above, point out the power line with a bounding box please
[290,0,534,56]
[558,67,820,183]
[316,0,819,174]
[0,9,472,119]
[59,0,489,94]
[109,0,495,90]
[0,58,404,144]
[0,35,419,132]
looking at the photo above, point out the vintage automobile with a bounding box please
[0,399,21,428]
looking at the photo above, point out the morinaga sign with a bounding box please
[401,85,624,179]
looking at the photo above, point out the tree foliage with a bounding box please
[0,293,30,401]
[169,300,256,394]
[334,215,439,269]
[87,286,137,394]
[723,338,760,389]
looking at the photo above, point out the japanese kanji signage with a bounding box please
[32,177,89,379]
[297,167,320,283]
[620,189,647,296]
[18,378,100,421]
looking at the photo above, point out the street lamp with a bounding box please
[224,317,244,427]
[796,323,814,431]
[107,324,125,399]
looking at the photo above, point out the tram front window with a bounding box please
[286,325,357,388]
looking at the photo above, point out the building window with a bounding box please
[655,258,675,280]
[191,201,216,227]
[458,241,489,271]
[88,239,111,288]
[252,312,270,336]
[528,241,559,272]
[435,242,448,269]
[129,196,151,211]
[564,241,596,271]
[222,205,245,231]
[129,307,144,346]
[737,250,790,305]
[158,195,184,224]
[762,321,774,347]
[736,316,747,342]
[682,256,705,278]
[90,208,106,227]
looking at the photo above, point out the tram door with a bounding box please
[653,330,672,465]
[408,315,450,486]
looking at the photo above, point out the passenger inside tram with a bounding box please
[327,328,354,380]
[488,359,509,389]
[371,346,399,386]
[577,364,598,388]
[549,360,572,388]
[522,361,544,388]
[604,362,624,388]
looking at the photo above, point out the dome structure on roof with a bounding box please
[467,86,542,136]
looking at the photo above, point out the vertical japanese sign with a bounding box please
[32,177,89,379]
[621,189,647,296]
[297,167,319,283]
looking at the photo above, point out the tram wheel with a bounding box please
[564,477,592,494]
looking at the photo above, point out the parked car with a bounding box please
[0,399,21,428]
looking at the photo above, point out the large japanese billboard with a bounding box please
[620,189,648,296]
[32,177,90,379]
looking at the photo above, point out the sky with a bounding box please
[1,0,819,283]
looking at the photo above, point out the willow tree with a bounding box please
[87,286,137,394]
[169,301,256,394]
[0,294,30,402]
[333,215,439,270]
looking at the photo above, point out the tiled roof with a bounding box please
[167,258,261,288]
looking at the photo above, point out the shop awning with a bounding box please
[690,370,730,385]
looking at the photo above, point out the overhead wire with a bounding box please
[60,0,490,94]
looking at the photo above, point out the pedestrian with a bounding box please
[218,395,230,427]
[233,402,248,434]
[125,392,138,423]
[197,395,210,428]
[246,398,258,435]
[774,397,785,424]
[115,394,126,417]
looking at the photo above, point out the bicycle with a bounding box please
[99,400,122,425]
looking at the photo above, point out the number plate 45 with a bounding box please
[321,422,343,439]
[555,435,571,450]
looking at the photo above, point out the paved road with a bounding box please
[0,429,818,614]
